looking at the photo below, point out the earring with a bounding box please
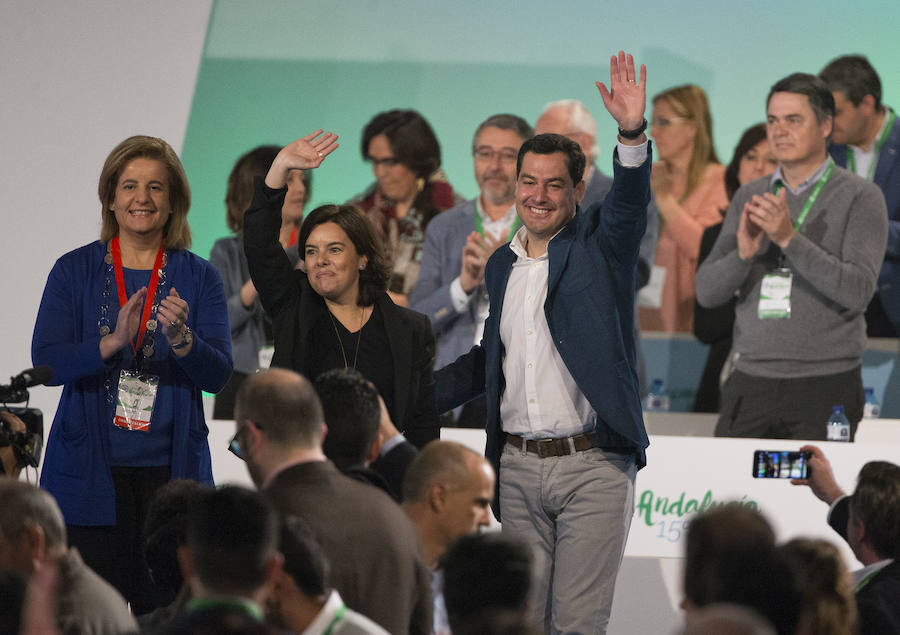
[359,264,366,270]
[416,177,425,192]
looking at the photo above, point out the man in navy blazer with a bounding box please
[435,51,651,634]
[821,54,900,336]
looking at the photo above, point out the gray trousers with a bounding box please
[500,443,636,635]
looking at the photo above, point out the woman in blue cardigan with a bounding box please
[31,135,232,614]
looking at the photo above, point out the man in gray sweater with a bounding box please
[696,73,887,440]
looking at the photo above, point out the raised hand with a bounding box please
[266,130,340,189]
[595,50,646,131]
[736,202,765,261]
[459,231,507,293]
[746,188,794,248]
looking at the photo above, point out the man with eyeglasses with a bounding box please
[410,114,532,427]
[230,368,432,635]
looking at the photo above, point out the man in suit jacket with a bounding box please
[821,54,900,337]
[435,51,651,634]
[410,114,533,410]
[233,368,432,635]
[793,445,900,634]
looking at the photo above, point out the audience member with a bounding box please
[696,73,888,439]
[267,515,389,635]
[140,479,207,629]
[410,114,532,428]
[681,603,776,635]
[682,504,802,635]
[692,123,777,412]
[210,145,307,419]
[640,84,728,333]
[442,533,533,635]
[402,440,494,634]
[435,51,651,634]
[0,410,28,479]
[820,54,900,337]
[233,368,431,635]
[0,480,137,635]
[792,445,900,634]
[348,109,461,305]
[314,367,417,500]
[535,99,659,394]
[780,537,858,635]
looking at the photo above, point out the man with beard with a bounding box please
[410,114,532,428]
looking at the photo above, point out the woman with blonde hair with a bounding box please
[32,135,232,614]
[640,84,728,333]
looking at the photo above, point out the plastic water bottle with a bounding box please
[863,388,881,419]
[644,378,671,412]
[826,405,851,442]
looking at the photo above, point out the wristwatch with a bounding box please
[618,117,647,139]
[172,325,193,350]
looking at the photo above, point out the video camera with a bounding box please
[0,366,52,470]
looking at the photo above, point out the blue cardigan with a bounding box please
[33,241,232,525]
[435,149,652,518]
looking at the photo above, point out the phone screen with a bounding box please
[752,451,810,479]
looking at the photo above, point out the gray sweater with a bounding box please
[696,165,887,378]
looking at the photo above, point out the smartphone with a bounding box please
[752,450,811,479]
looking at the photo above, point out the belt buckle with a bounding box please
[535,438,556,458]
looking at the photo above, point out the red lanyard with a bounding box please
[111,236,165,357]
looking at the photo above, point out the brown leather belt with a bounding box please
[505,432,596,458]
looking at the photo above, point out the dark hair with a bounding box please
[724,123,768,200]
[820,54,882,109]
[472,114,534,150]
[314,367,381,469]
[361,109,441,178]
[163,607,277,635]
[144,479,207,605]
[186,486,277,597]
[225,145,280,234]
[278,515,328,597]
[443,533,532,633]
[767,73,835,125]
[235,369,325,448]
[850,460,900,559]
[98,135,192,249]
[780,538,857,635]
[516,133,585,186]
[684,505,801,635]
[297,204,390,306]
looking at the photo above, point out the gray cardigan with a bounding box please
[696,165,887,378]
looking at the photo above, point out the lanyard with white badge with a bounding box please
[758,161,835,319]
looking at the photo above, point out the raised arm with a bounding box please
[596,50,648,146]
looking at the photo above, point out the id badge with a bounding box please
[114,370,158,431]
[258,345,275,370]
[758,268,792,319]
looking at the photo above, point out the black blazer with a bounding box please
[243,179,439,448]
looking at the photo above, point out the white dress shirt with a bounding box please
[499,141,648,439]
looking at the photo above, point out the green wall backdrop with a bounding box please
[182,0,899,261]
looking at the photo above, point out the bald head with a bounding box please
[535,99,599,164]
[235,368,324,449]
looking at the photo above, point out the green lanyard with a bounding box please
[322,603,348,635]
[847,109,895,180]
[773,160,835,231]
[474,205,520,241]
[773,161,835,267]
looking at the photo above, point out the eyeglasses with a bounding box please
[368,156,400,168]
[228,421,261,461]
[650,116,690,128]
[473,148,519,163]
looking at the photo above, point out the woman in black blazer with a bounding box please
[243,130,439,448]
